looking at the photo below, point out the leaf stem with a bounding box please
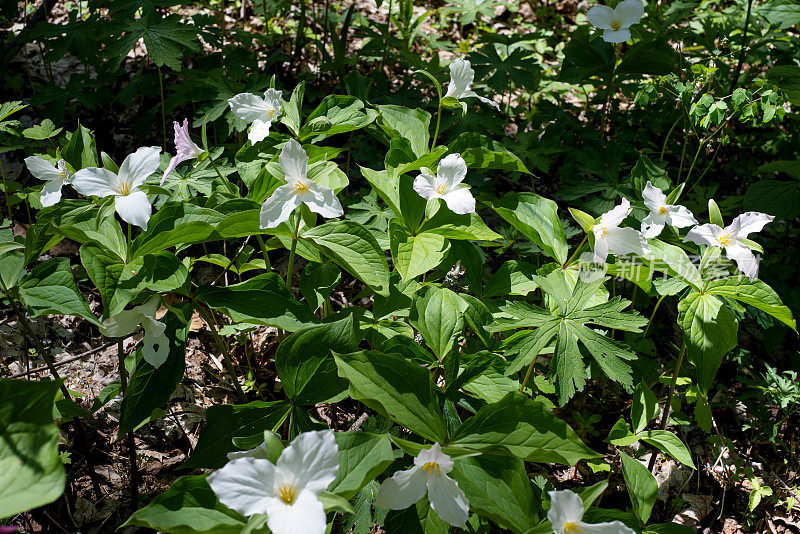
[256,234,272,272]
[197,303,247,402]
[431,97,443,151]
[157,65,167,152]
[642,294,666,338]
[286,215,299,291]
[563,234,589,268]
[648,342,687,471]
[209,156,238,196]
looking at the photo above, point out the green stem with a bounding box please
[642,294,666,338]
[157,65,167,152]
[118,339,139,508]
[648,342,687,471]
[729,0,754,94]
[659,115,681,161]
[431,98,443,151]
[563,234,589,268]
[197,304,247,402]
[0,157,12,226]
[209,155,238,195]
[286,216,299,291]
[255,234,272,272]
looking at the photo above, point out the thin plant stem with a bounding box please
[729,0,754,94]
[0,157,12,225]
[431,98,443,151]
[209,156,238,195]
[197,304,247,402]
[520,356,537,392]
[117,339,139,508]
[157,66,167,152]
[642,294,666,338]
[563,234,589,268]
[659,115,682,161]
[286,215,299,291]
[255,234,272,272]
[648,342,687,471]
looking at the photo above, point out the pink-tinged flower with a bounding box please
[0,526,20,533]
[161,118,205,184]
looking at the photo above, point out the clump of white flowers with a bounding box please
[591,198,650,263]
[228,89,284,144]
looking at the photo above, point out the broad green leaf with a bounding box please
[487,192,568,264]
[449,132,531,174]
[360,166,401,219]
[409,285,466,361]
[389,220,450,281]
[484,260,539,297]
[299,95,377,141]
[620,452,658,524]
[299,262,341,312]
[376,105,431,158]
[639,430,696,469]
[631,381,658,434]
[418,202,502,241]
[62,123,98,170]
[642,239,702,291]
[329,432,394,499]
[334,350,447,442]
[18,257,100,325]
[706,276,796,331]
[617,39,675,77]
[130,202,228,259]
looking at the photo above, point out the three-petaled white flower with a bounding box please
[587,0,644,43]
[684,211,774,279]
[592,198,650,263]
[375,443,469,528]
[161,118,205,184]
[72,146,161,230]
[228,89,284,144]
[24,156,71,207]
[413,153,475,215]
[444,58,499,110]
[640,181,697,238]
[548,490,635,534]
[208,429,339,534]
[260,139,343,228]
[100,296,169,368]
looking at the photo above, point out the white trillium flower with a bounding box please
[548,490,635,534]
[586,0,644,43]
[259,139,344,228]
[684,211,774,279]
[640,181,697,238]
[100,296,169,368]
[161,118,205,184]
[24,156,71,207]
[591,198,650,263]
[444,58,499,110]
[413,153,475,215]
[72,146,161,230]
[375,443,469,528]
[208,429,339,534]
[228,88,284,144]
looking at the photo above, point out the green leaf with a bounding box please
[299,262,341,312]
[639,430,696,469]
[620,452,658,524]
[487,192,568,264]
[418,202,502,241]
[376,105,432,158]
[449,132,530,174]
[568,207,595,233]
[409,285,466,361]
[62,123,99,170]
[617,39,675,77]
[484,260,539,297]
[0,379,65,517]
[303,220,390,296]
[389,220,450,281]
[631,381,658,434]
[329,432,395,499]
[182,401,292,469]
[22,119,62,140]
[123,476,246,534]
[18,257,100,325]
[299,95,377,141]
[450,392,600,465]
[706,276,796,331]
[334,350,447,442]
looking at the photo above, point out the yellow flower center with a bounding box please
[600,226,608,237]
[421,462,441,475]
[267,108,276,117]
[435,183,448,194]
[294,180,309,193]
[278,484,296,504]
[658,206,668,215]
[718,233,733,246]
[119,182,131,196]
[564,522,583,534]
[611,18,621,31]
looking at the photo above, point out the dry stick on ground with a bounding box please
[10,339,120,378]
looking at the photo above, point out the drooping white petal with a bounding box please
[208,457,275,517]
[142,316,169,368]
[275,429,339,494]
[640,211,667,238]
[174,118,203,157]
[641,181,666,212]
[592,234,610,264]
[572,520,636,534]
[414,443,454,474]
[603,28,632,43]
[586,4,615,29]
[248,118,273,144]
[114,189,152,230]
[228,93,271,122]
[280,139,308,183]
[599,198,631,229]
[445,58,474,99]
[666,205,698,228]
[302,183,344,219]
[725,242,760,279]
[263,89,284,118]
[227,442,270,461]
[427,472,469,528]
[161,153,191,185]
[265,488,326,534]
[40,179,64,207]
[473,93,501,110]
[375,467,428,510]
[119,146,162,189]
[442,186,475,215]
[547,490,584,533]
[684,224,724,247]
[605,226,650,257]
[413,173,438,200]
[729,211,774,240]
[260,185,303,228]
[24,156,63,182]
[437,154,468,188]
[615,0,645,27]
[99,308,143,338]
[72,167,121,198]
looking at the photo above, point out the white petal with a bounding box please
[427,473,469,528]
[641,212,666,238]
[40,179,64,207]
[592,234,610,264]
[142,316,169,368]
[603,28,632,43]
[605,226,649,256]
[547,490,584,532]
[574,520,636,534]
[475,94,501,110]
[442,186,475,214]
[413,173,438,200]
[414,443,454,474]
[615,0,644,27]
[260,185,302,228]
[599,198,631,229]
[280,139,308,183]
[263,88,285,119]
[72,167,121,197]
[437,153,468,188]
[174,118,203,157]
[119,146,162,189]
[375,467,428,510]
[445,58,474,98]
[666,205,697,228]
[302,183,344,219]
[161,153,192,185]
[207,458,275,517]
[265,489,326,534]
[684,224,723,247]
[586,5,615,29]
[100,308,142,338]
[24,156,62,181]
[726,242,760,279]
[729,211,774,240]
[114,189,152,230]
[228,443,270,461]
[641,181,666,212]
[228,93,270,122]
[276,430,339,494]
[249,118,273,144]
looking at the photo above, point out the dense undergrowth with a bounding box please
[1,0,800,532]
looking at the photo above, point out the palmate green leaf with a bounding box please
[334,350,448,442]
[678,291,738,391]
[123,476,246,534]
[0,101,26,133]
[450,392,600,465]
[299,95,377,141]
[107,13,201,71]
[409,285,466,361]
[620,452,658,524]
[389,220,450,281]
[487,192,568,264]
[376,105,432,158]
[22,119,62,140]
[18,257,100,325]
[329,432,395,500]
[706,276,796,331]
[0,379,65,518]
